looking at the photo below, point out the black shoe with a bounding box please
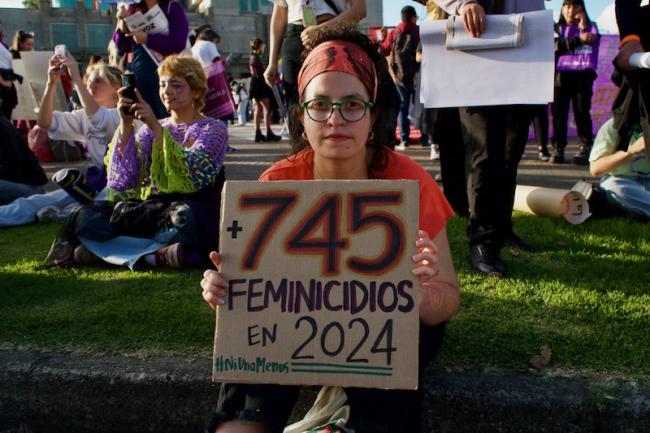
[504,232,538,253]
[470,244,505,277]
[538,147,550,162]
[266,131,282,142]
[572,146,591,166]
[254,130,267,143]
[550,149,564,164]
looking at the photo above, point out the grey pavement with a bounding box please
[42,122,597,191]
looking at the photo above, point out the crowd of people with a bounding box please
[0,0,648,431]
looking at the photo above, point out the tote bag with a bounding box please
[203,60,235,119]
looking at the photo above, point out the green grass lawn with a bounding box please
[1,214,649,384]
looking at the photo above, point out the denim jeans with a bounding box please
[0,179,44,206]
[396,83,414,143]
[600,175,650,219]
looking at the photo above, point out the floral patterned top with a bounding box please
[106,117,227,200]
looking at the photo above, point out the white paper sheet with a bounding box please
[420,10,554,108]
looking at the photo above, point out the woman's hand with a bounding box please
[263,64,278,88]
[201,251,228,309]
[300,25,321,48]
[132,31,148,45]
[60,54,82,85]
[47,54,65,84]
[117,85,136,123]
[460,3,486,38]
[628,136,646,156]
[412,230,440,287]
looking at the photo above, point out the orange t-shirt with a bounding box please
[259,148,454,238]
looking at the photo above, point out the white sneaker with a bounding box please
[429,145,440,160]
[395,141,408,151]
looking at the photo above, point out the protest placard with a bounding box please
[213,180,420,390]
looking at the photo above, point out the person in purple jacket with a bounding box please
[113,0,189,119]
[551,0,600,166]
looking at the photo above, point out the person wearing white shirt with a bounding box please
[263,0,366,114]
[0,55,123,227]
[192,28,222,68]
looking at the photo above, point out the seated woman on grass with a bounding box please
[199,24,460,433]
[589,118,649,221]
[0,56,122,227]
[44,55,227,269]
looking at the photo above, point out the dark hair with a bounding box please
[401,5,417,22]
[289,23,389,178]
[250,38,265,54]
[198,28,220,44]
[10,29,34,52]
[558,0,591,25]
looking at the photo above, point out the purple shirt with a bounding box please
[556,23,600,72]
[113,0,189,57]
[108,117,227,194]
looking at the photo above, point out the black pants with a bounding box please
[552,70,596,149]
[426,107,469,217]
[281,24,305,112]
[459,105,534,248]
[531,104,549,148]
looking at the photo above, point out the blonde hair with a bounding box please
[85,63,122,88]
[157,55,208,111]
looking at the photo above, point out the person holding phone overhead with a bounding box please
[113,0,189,119]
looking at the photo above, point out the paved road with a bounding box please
[42,122,598,191]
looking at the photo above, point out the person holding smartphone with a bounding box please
[113,0,190,119]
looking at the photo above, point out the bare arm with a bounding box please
[37,55,64,130]
[61,55,100,118]
[590,137,646,177]
[264,3,288,87]
[301,0,367,47]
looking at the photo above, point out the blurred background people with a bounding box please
[551,0,600,165]
[249,38,281,143]
[9,29,34,59]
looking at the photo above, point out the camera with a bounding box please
[54,44,67,57]
[121,72,137,115]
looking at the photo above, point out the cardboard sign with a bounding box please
[214,180,420,390]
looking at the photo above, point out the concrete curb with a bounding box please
[1,351,649,433]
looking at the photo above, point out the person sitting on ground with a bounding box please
[589,118,649,221]
[200,24,460,433]
[0,115,47,205]
[42,56,227,269]
[0,56,123,227]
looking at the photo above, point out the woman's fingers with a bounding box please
[209,251,221,269]
[201,269,228,309]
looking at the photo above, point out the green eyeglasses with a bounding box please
[300,96,374,123]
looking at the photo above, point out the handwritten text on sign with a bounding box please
[213,180,420,389]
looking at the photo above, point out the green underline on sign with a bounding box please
[291,362,393,373]
[291,368,393,376]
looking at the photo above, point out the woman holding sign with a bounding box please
[201,24,460,433]
[113,0,189,119]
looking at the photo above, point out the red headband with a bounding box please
[297,40,378,102]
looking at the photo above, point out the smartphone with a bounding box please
[54,44,67,57]
[121,72,137,115]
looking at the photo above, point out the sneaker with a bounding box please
[37,206,62,223]
[572,146,591,166]
[429,145,440,160]
[550,149,565,164]
[266,131,282,142]
[73,245,101,265]
[395,141,409,151]
[538,147,550,162]
[154,243,185,268]
[254,130,267,143]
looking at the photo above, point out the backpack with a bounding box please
[391,27,419,86]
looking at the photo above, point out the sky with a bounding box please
[383,0,615,30]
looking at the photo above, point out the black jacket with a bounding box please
[0,115,47,187]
